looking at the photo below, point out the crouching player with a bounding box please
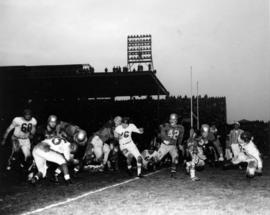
[141,149,159,171]
[156,113,184,178]
[114,117,144,177]
[232,131,263,178]
[31,136,76,185]
[185,129,206,181]
[56,121,87,175]
[83,116,122,171]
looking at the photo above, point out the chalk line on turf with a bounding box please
[21,169,164,215]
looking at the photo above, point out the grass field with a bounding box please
[1,159,270,215]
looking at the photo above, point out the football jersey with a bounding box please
[241,141,261,161]
[41,137,71,161]
[115,123,142,145]
[11,117,37,139]
[160,123,184,145]
[229,129,244,144]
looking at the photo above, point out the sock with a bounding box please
[137,163,142,175]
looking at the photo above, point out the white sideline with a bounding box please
[21,169,163,215]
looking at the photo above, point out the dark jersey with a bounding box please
[56,121,81,144]
[159,123,184,145]
[35,124,58,143]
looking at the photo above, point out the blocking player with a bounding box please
[54,121,87,176]
[114,117,144,177]
[229,122,244,160]
[185,129,206,181]
[209,125,224,161]
[31,136,75,185]
[1,109,37,171]
[57,121,88,147]
[141,149,159,171]
[83,116,122,171]
[198,124,219,165]
[232,131,263,178]
[156,113,184,177]
[35,115,59,143]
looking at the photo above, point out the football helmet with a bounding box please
[114,116,122,127]
[47,115,58,128]
[201,124,210,133]
[240,131,252,143]
[23,109,32,121]
[234,121,240,129]
[201,124,209,138]
[75,130,87,146]
[122,117,130,125]
[169,113,178,126]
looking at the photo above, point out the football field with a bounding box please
[1,160,270,215]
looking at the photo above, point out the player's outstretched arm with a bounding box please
[138,128,144,134]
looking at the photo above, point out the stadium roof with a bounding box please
[0,65,169,99]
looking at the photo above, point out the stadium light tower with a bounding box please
[127,34,154,72]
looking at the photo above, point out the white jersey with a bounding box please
[115,123,142,146]
[41,137,71,161]
[11,117,37,139]
[240,141,261,162]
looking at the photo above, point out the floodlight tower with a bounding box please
[127,34,154,72]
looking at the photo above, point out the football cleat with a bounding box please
[64,179,73,186]
[191,176,200,181]
[52,175,60,184]
[218,156,224,162]
[30,177,38,185]
[257,172,263,177]
[137,174,144,178]
[170,169,177,178]
[6,166,11,171]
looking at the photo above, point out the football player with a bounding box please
[229,122,244,160]
[35,115,59,143]
[83,116,122,171]
[141,149,159,170]
[198,124,219,165]
[209,125,224,161]
[114,117,144,177]
[31,136,75,185]
[185,129,206,181]
[232,131,262,178]
[55,121,87,176]
[57,121,87,147]
[156,113,184,177]
[1,109,37,171]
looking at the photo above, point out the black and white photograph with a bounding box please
[0,0,269,214]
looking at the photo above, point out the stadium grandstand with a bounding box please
[0,64,227,144]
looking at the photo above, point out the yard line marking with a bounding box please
[21,169,164,215]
